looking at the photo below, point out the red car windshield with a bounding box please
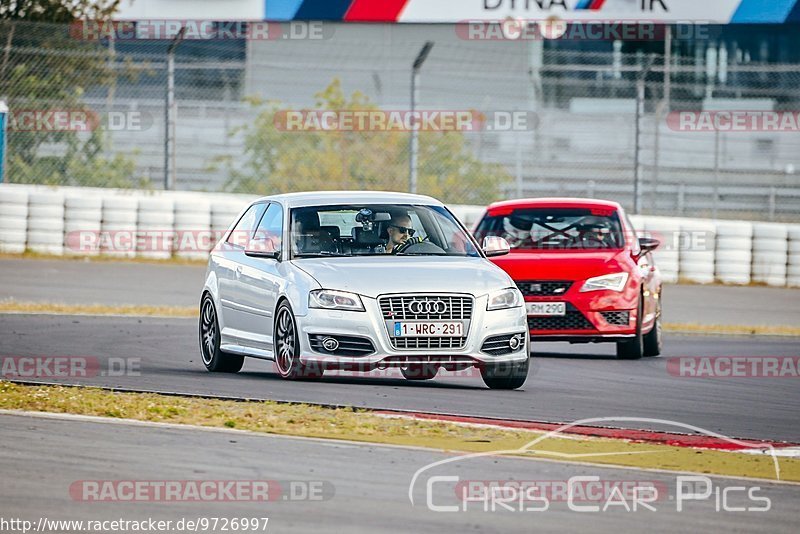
[475,207,625,251]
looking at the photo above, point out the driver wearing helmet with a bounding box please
[502,214,533,248]
[576,216,614,249]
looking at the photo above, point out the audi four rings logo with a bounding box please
[408,300,448,314]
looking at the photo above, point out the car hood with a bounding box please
[490,249,630,281]
[292,256,514,299]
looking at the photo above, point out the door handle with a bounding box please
[235,265,243,277]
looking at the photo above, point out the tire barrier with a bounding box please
[1,184,797,288]
[0,188,28,254]
[101,195,138,258]
[714,221,753,285]
[211,202,247,246]
[173,199,211,260]
[678,219,716,284]
[752,223,789,286]
[64,195,102,256]
[27,191,65,255]
[137,197,174,260]
[639,217,681,284]
[788,225,800,288]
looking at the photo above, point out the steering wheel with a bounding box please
[392,236,429,254]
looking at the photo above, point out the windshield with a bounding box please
[475,207,625,251]
[290,204,480,258]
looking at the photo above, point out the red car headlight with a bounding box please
[580,273,629,293]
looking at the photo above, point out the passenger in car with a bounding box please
[293,210,336,254]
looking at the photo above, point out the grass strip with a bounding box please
[1,382,797,482]
[664,322,800,337]
[0,299,196,318]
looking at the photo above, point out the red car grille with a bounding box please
[516,280,573,297]
[601,311,630,326]
[528,304,595,331]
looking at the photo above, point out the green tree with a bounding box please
[219,79,510,205]
[1,1,142,188]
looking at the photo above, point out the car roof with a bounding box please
[254,191,443,209]
[486,197,623,212]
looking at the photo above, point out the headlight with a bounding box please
[580,273,629,293]
[487,288,523,311]
[309,289,365,312]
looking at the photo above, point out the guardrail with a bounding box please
[1,184,798,287]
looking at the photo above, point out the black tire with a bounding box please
[616,297,644,360]
[199,294,244,373]
[274,301,323,380]
[400,363,439,381]
[480,357,529,390]
[643,293,663,357]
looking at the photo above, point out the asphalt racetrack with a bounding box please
[2,312,798,442]
[1,258,799,442]
[2,412,798,534]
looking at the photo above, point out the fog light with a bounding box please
[509,335,522,351]
[321,337,340,352]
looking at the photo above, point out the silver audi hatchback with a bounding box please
[199,191,530,389]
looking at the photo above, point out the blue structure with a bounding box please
[0,101,7,184]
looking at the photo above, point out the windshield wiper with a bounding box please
[293,251,348,258]
[395,252,448,256]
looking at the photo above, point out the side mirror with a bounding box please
[245,238,281,260]
[482,236,511,257]
[638,237,660,255]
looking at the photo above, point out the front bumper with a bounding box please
[296,294,529,370]
[525,282,640,340]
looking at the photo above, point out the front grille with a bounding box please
[309,335,375,356]
[379,294,473,321]
[380,294,473,350]
[601,311,630,326]
[528,304,595,331]
[392,337,467,350]
[516,280,572,297]
[481,334,526,356]
[381,355,477,366]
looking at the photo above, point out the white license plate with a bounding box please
[393,321,464,337]
[526,302,566,317]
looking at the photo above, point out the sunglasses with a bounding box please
[389,225,416,237]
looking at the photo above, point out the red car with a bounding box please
[474,198,662,359]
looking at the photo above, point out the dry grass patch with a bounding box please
[664,322,800,337]
[0,299,197,318]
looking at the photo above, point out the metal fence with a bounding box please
[1,20,799,220]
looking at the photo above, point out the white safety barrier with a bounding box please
[1,184,797,287]
[751,223,789,286]
[449,205,487,231]
[679,219,716,284]
[714,221,753,285]
[27,191,65,255]
[211,202,247,244]
[0,188,29,253]
[173,199,211,260]
[639,217,681,283]
[101,196,138,258]
[64,195,102,256]
[137,197,174,259]
[787,225,800,288]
